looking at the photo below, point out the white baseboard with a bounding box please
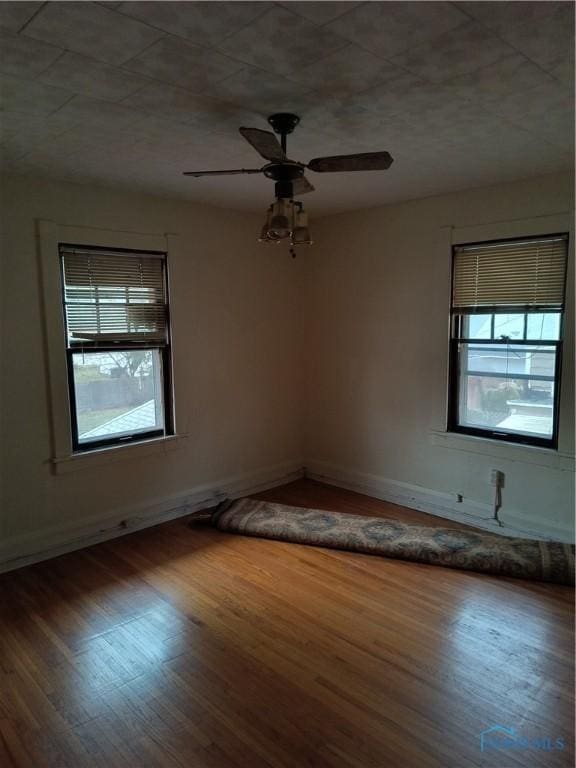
[0,460,304,574]
[3,457,571,574]
[305,460,573,543]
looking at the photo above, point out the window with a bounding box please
[60,244,173,451]
[448,234,568,448]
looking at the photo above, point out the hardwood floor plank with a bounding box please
[0,479,573,767]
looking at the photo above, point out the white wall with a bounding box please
[303,172,575,541]
[0,175,303,565]
[1,171,573,571]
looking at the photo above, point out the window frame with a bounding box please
[447,233,568,450]
[38,220,187,474]
[59,242,174,453]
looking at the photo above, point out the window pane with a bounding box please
[465,343,557,377]
[493,313,524,341]
[458,343,556,438]
[463,314,492,339]
[72,350,164,445]
[526,312,561,341]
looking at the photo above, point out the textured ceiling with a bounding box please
[0,1,574,216]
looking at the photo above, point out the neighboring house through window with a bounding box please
[60,244,173,451]
[448,234,568,448]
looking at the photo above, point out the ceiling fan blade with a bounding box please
[308,151,393,173]
[292,176,315,195]
[182,168,263,177]
[239,127,287,162]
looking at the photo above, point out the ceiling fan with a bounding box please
[183,113,393,250]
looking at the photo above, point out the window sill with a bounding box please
[429,429,574,471]
[51,433,188,475]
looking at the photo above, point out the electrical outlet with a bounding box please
[490,470,505,488]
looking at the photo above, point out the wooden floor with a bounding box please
[0,479,573,767]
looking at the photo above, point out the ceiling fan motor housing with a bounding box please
[263,161,304,199]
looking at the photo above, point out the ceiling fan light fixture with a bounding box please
[258,223,273,242]
[258,207,271,242]
[268,199,292,239]
[291,204,313,246]
[258,205,282,243]
[291,226,313,246]
[269,217,290,239]
[259,200,313,248]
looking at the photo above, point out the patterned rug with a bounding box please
[212,498,574,585]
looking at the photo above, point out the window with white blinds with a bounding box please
[452,235,568,313]
[449,233,568,448]
[61,246,168,345]
[59,244,172,452]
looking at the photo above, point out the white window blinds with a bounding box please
[452,235,568,312]
[61,246,168,345]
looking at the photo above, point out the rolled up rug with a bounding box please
[211,498,574,586]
